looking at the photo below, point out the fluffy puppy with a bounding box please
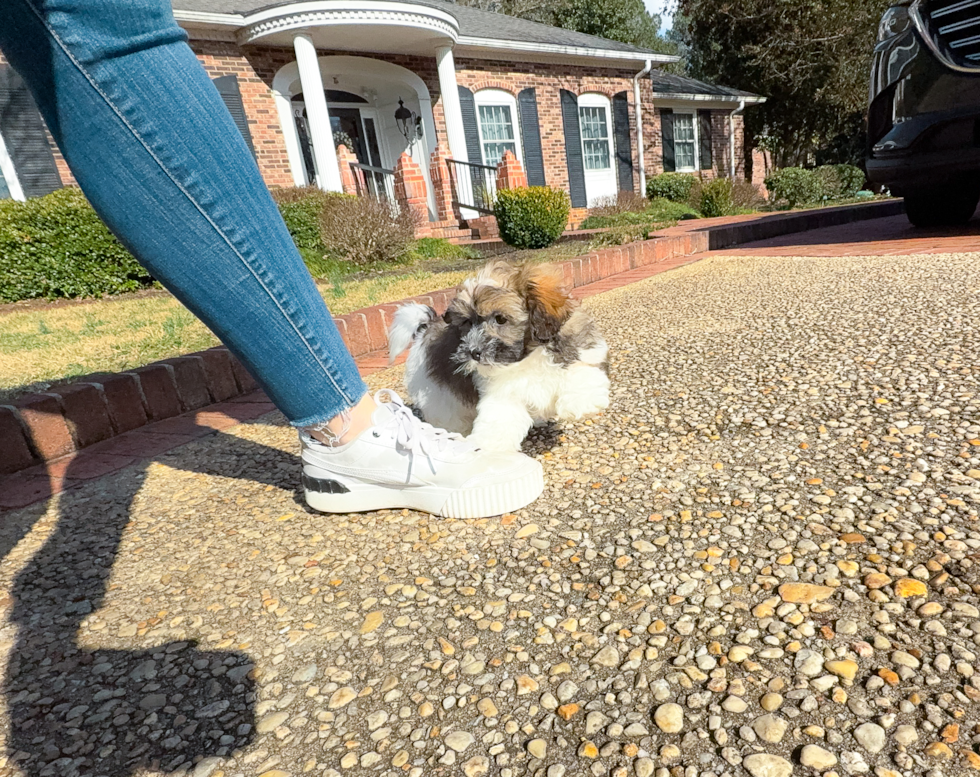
[388,260,610,452]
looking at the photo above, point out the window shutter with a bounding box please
[517,88,546,187]
[0,64,62,199]
[213,75,256,159]
[660,108,675,173]
[560,89,587,208]
[612,91,634,192]
[457,86,483,165]
[698,110,713,171]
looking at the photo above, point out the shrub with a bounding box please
[587,190,649,220]
[731,179,766,211]
[833,164,866,198]
[764,168,823,208]
[319,195,421,265]
[494,186,570,249]
[270,186,352,254]
[697,178,736,218]
[0,188,154,302]
[647,172,698,203]
[408,237,480,262]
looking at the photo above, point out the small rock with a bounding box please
[592,645,620,667]
[800,744,837,770]
[752,714,788,743]
[742,753,793,777]
[854,722,886,753]
[654,703,684,733]
[895,578,928,598]
[527,738,547,759]
[445,731,474,753]
[778,583,833,604]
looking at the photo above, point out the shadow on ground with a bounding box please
[0,424,307,776]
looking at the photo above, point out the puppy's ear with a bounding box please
[520,263,575,342]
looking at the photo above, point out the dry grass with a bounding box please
[0,269,471,401]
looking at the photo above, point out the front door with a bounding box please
[578,96,618,206]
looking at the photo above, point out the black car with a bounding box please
[868,0,980,227]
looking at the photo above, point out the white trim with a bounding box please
[671,111,698,174]
[650,91,766,104]
[473,88,522,167]
[173,10,244,26]
[238,0,458,44]
[634,58,653,195]
[0,131,25,202]
[294,33,343,192]
[577,92,617,206]
[456,35,677,63]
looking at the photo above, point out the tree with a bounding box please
[676,0,891,167]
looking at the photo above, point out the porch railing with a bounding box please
[349,161,396,204]
[447,158,498,216]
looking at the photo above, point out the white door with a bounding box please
[578,94,617,207]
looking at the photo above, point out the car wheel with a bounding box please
[905,186,980,228]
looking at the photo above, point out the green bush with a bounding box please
[697,178,736,218]
[832,164,866,198]
[494,186,570,249]
[647,172,698,203]
[764,168,823,209]
[0,188,154,302]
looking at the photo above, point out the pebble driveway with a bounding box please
[3,246,980,777]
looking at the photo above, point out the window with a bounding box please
[578,106,611,170]
[475,90,521,168]
[0,131,23,201]
[673,113,697,172]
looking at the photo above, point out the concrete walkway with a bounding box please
[2,239,980,777]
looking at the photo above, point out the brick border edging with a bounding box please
[0,199,903,477]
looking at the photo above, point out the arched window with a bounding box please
[474,89,522,168]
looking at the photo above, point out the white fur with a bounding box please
[467,344,610,452]
[388,303,432,364]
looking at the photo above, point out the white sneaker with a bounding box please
[300,390,544,519]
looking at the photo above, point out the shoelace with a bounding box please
[376,390,471,457]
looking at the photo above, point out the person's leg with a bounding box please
[0,0,365,432]
[0,0,544,516]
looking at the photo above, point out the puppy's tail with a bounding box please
[388,302,436,364]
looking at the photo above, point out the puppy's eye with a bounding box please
[493,314,508,326]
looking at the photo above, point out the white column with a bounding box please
[293,33,342,192]
[435,45,468,164]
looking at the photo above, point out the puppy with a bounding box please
[388,261,610,452]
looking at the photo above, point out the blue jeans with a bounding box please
[0,0,368,428]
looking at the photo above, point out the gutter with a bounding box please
[729,99,746,178]
[633,58,653,195]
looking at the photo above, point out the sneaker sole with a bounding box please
[303,464,544,519]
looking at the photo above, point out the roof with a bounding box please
[170,0,677,60]
[649,70,764,102]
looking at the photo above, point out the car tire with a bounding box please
[905,186,980,228]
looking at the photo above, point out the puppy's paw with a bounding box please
[555,393,609,422]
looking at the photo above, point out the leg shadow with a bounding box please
[2,425,301,776]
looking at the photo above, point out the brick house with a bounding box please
[0,0,763,228]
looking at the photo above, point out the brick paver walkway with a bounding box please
[713,212,980,257]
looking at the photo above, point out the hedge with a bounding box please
[0,188,154,303]
[646,172,697,203]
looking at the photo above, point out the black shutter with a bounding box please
[699,110,713,171]
[612,91,634,192]
[660,108,677,173]
[0,64,62,199]
[560,90,587,208]
[660,108,675,173]
[457,86,483,165]
[213,75,256,159]
[517,88,546,187]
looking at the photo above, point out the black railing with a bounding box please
[447,158,498,215]
[349,162,396,203]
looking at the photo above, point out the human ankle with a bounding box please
[310,393,377,446]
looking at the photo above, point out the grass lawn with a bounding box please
[0,240,589,402]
